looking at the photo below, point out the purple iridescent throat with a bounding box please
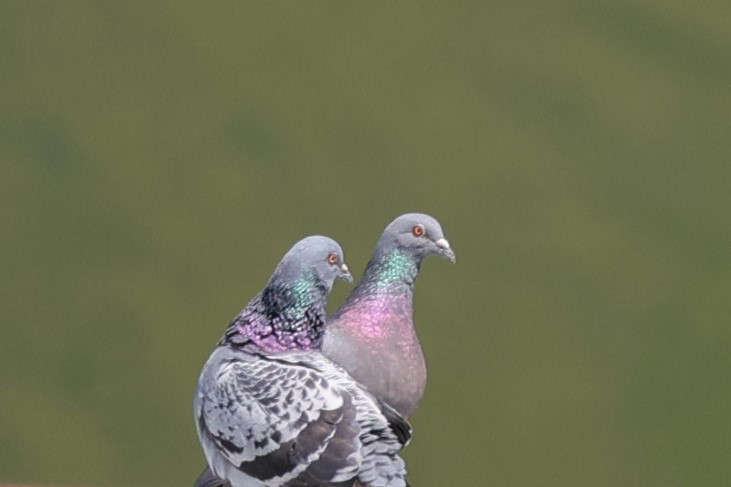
[332,249,420,340]
[222,273,328,353]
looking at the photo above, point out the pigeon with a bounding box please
[323,213,455,419]
[194,236,412,487]
[195,215,454,487]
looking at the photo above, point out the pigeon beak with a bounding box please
[434,238,456,263]
[339,263,353,283]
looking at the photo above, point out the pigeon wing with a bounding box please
[195,347,361,485]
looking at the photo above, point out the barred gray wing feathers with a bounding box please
[195,347,409,486]
[196,347,351,485]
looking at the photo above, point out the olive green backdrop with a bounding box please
[1,1,729,486]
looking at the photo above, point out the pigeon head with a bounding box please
[223,236,351,352]
[270,235,353,292]
[378,213,456,264]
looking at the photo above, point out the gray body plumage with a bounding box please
[193,236,411,487]
[323,289,425,420]
[195,346,410,487]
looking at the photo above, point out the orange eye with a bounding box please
[327,252,339,264]
[412,224,425,237]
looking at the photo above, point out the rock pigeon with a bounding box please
[194,236,412,487]
[323,213,455,419]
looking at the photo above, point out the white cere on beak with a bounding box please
[435,238,451,250]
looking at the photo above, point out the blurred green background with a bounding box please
[1,1,730,486]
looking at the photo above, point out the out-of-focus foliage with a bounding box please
[1,1,730,486]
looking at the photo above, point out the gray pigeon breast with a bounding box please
[323,317,426,420]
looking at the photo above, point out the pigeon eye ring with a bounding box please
[411,224,425,237]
